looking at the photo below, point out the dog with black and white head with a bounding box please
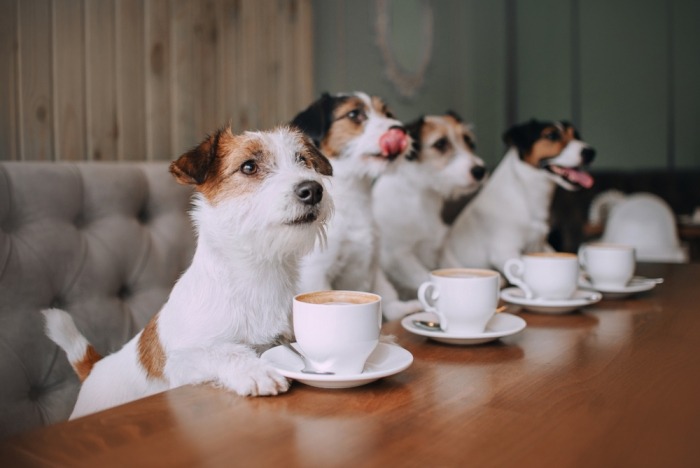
[373,111,486,298]
[441,119,595,274]
[291,91,422,321]
[43,126,333,419]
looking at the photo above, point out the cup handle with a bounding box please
[577,245,589,282]
[417,282,447,330]
[503,258,534,299]
[577,245,587,269]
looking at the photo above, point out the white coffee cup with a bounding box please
[417,268,500,334]
[293,290,382,375]
[579,242,636,288]
[503,252,579,300]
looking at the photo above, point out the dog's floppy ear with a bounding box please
[503,119,543,158]
[170,128,224,185]
[404,116,425,162]
[290,92,336,147]
[559,120,581,140]
[303,136,333,176]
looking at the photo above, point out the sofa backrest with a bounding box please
[0,162,195,438]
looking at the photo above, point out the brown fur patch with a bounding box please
[74,345,102,383]
[298,134,333,176]
[138,313,166,380]
[418,115,477,168]
[524,125,575,167]
[370,96,391,116]
[201,134,272,204]
[171,126,331,204]
[170,127,273,205]
[320,96,368,157]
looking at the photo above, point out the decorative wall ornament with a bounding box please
[375,0,434,99]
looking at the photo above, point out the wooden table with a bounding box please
[2,263,700,467]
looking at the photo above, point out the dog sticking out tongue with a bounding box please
[550,165,595,189]
[380,127,409,159]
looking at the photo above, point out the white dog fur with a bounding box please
[291,92,422,321]
[43,126,334,419]
[441,119,595,274]
[373,112,485,298]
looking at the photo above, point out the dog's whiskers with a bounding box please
[316,222,329,251]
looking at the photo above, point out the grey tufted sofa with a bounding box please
[0,162,195,438]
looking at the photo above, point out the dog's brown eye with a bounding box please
[240,160,258,175]
[463,135,476,150]
[296,153,308,166]
[346,109,366,124]
[544,131,562,142]
[433,137,449,153]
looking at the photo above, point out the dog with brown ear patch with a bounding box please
[43,126,334,419]
[291,91,423,321]
[441,119,595,274]
[373,112,486,299]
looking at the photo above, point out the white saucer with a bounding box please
[579,276,661,299]
[401,311,526,345]
[261,342,413,389]
[500,287,602,314]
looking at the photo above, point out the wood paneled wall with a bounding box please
[0,0,314,161]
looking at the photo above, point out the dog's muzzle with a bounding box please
[295,180,323,206]
[287,180,324,225]
[540,146,596,189]
[543,163,594,189]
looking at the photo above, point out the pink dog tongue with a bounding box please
[379,128,408,158]
[560,167,594,188]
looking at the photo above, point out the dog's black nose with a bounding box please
[295,180,323,205]
[471,165,486,181]
[581,147,596,164]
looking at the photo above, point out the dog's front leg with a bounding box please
[384,250,432,294]
[374,268,422,321]
[165,343,290,397]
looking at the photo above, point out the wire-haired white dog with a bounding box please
[42,126,334,419]
[291,91,422,321]
[441,119,595,274]
[373,112,486,299]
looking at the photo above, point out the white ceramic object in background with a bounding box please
[417,268,500,334]
[500,288,602,314]
[402,311,526,345]
[579,243,635,289]
[503,252,579,300]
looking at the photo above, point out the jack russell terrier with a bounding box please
[291,92,422,321]
[441,119,595,274]
[373,112,486,298]
[43,126,334,419]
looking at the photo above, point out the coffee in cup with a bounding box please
[417,268,500,334]
[579,243,635,288]
[293,290,381,375]
[503,252,579,300]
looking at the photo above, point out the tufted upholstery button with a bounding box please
[49,297,65,309]
[138,206,150,224]
[28,386,42,402]
[118,284,131,300]
[73,213,86,229]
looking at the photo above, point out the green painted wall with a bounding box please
[311,0,508,167]
[311,0,700,170]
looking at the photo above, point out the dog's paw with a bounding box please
[222,360,290,397]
